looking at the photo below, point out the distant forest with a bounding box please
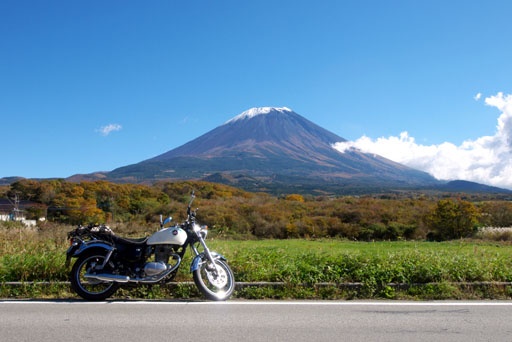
[2,179,512,241]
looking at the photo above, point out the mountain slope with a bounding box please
[150,107,345,161]
[438,180,512,193]
[107,107,438,187]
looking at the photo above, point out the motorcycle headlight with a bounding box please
[192,223,201,233]
[200,225,208,239]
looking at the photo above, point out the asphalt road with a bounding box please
[1,300,512,342]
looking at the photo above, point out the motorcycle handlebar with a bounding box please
[187,191,196,216]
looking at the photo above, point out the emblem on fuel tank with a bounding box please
[172,229,178,235]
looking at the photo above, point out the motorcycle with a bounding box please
[65,191,235,301]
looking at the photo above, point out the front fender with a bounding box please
[65,241,114,267]
[190,251,226,273]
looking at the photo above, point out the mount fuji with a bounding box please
[103,107,439,193]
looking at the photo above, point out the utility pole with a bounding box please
[13,192,20,221]
[8,192,21,221]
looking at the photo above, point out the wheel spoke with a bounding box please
[194,260,235,300]
[76,255,114,295]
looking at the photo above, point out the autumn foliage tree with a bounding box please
[6,179,169,225]
[425,199,479,240]
[4,179,508,241]
[478,201,512,227]
[285,194,304,202]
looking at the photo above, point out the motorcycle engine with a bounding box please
[155,245,175,264]
[144,261,167,277]
[143,245,177,277]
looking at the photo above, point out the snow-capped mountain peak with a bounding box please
[109,105,438,189]
[225,107,292,124]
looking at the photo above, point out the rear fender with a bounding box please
[65,241,114,267]
[190,251,226,273]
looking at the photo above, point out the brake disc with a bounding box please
[205,264,228,288]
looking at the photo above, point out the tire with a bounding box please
[193,259,235,301]
[70,252,119,301]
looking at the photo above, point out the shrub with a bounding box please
[425,199,479,240]
[285,194,304,202]
[479,201,512,227]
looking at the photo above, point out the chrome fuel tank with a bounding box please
[147,226,187,246]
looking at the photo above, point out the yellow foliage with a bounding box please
[285,194,304,202]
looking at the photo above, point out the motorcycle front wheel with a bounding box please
[193,259,235,301]
[70,253,119,301]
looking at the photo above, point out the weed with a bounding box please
[3,229,512,299]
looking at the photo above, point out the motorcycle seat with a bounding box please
[111,235,148,246]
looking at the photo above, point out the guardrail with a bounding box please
[3,281,512,289]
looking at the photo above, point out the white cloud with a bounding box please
[474,92,482,101]
[332,92,512,189]
[96,124,122,136]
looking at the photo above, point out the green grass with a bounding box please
[210,238,512,256]
[2,226,512,299]
[208,239,512,284]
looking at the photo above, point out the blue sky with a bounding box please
[2,1,512,183]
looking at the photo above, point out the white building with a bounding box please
[0,199,45,227]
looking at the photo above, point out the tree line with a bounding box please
[2,179,512,241]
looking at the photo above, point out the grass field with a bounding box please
[214,239,512,284]
[1,226,512,299]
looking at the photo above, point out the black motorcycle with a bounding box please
[66,192,235,301]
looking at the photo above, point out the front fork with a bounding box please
[190,236,225,274]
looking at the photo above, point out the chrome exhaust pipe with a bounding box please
[84,254,181,284]
[84,273,130,283]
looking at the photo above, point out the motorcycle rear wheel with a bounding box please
[70,253,119,301]
[193,259,235,301]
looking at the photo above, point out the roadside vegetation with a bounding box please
[2,223,512,299]
[2,179,512,299]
